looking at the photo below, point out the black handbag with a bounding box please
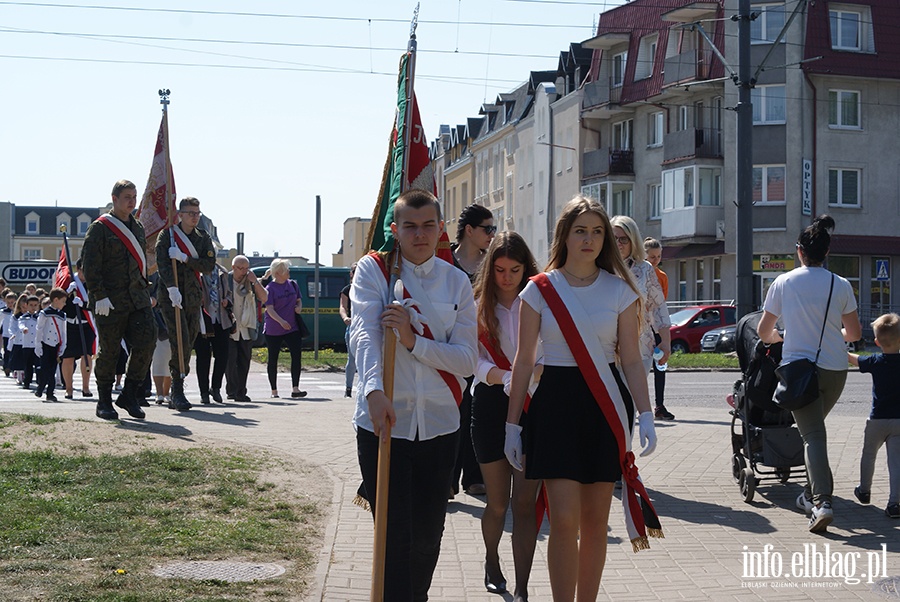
[773,274,834,411]
[290,280,311,339]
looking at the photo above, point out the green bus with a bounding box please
[252,265,351,350]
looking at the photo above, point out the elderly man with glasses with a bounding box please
[225,254,267,402]
[156,196,216,411]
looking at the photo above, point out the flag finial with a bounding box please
[158,88,171,107]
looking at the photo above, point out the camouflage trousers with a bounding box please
[94,306,157,387]
[160,303,201,379]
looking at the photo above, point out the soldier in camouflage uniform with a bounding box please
[80,179,157,421]
[156,196,216,410]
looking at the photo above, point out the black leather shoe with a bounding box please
[96,402,119,421]
[114,380,146,419]
[211,389,223,403]
[484,564,507,595]
[200,395,211,405]
[291,390,307,398]
[234,395,252,402]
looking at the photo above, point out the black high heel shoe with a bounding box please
[484,564,507,594]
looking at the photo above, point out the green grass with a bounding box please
[0,416,321,601]
[666,351,739,370]
[252,347,348,372]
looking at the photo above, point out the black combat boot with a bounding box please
[95,383,119,421]
[169,378,192,411]
[115,379,146,419]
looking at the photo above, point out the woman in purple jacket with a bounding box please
[263,258,307,398]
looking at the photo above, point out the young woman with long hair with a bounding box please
[471,232,541,601]
[505,196,661,600]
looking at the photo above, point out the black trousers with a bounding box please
[194,322,230,396]
[653,361,666,407]
[357,428,459,602]
[265,330,302,390]
[22,347,37,386]
[36,343,58,396]
[225,337,253,398]
[451,377,482,492]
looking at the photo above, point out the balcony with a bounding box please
[581,79,629,120]
[660,204,723,243]
[663,48,714,87]
[582,147,634,178]
[663,128,723,162]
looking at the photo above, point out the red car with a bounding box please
[668,305,737,354]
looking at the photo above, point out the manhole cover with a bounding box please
[873,576,900,599]
[152,561,285,582]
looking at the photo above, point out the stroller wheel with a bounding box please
[731,454,747,482]
[739,468,756,503]
[775,467,791,483]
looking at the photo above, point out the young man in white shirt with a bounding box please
[350,189,478,601]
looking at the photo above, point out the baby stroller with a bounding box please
[728,310,806,502]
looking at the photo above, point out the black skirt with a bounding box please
[61,322,96,358]
[471,382,513,464]
[524,364,634,484]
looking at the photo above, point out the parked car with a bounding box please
[701,325,737,353]
[668,305,737,354]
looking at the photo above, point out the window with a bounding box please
[649,183,662,219]
[678,105,690,131]
[713,257,721,301]
[77,214,91,235]
[581,183,608,211]
[304,275,345,299]
[635,35,658,80]
[678,260,688,301]
[684,169,694,207]
[612,51,628,86]
[752,165,786,204]
[828,255,860,301]
[830,8,860,51]
[25,212,39,235]
[613,119,633,150]
[751,3,786,43]
[828,90,860,129]
[828,168,860,207]
[698,167,722,206]
[611,184,633,217]
[695,259,705,300]
[752,85,786,124]
[23,248,41,260]
[648,111,664,147]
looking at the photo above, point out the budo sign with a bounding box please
[0,262,57,285]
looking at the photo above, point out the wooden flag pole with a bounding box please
[160,89,186,378]
[371,8,419,600]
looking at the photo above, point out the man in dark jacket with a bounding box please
[81,179,156,420]
[155,196,216,410]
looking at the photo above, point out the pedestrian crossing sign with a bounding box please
[875,259,889,281]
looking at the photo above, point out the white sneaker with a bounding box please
[796,493,813,515]
[808,502,833,533]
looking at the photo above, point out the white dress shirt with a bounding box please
[473,297,543,391]
[350,252,478,441]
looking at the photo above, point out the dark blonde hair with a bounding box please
[610,215,645,263]
[547,196,640,299]
[872,313,900,348]
[473,232,538,349]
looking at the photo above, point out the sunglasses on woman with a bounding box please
[475,224,498,235]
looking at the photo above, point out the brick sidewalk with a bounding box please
[0,365,896,601]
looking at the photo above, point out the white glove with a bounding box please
[73,296,83,307]
[169,248,188,263]
[66,282,77,293]
[638,411,657,457]
[94,297,114,317]
[34,346,42,358]
[167,287,183,309]
[504,422,524,471]
[501,370,513,397]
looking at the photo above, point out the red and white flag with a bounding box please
[136,110,176,274]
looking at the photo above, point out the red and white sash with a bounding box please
[369,251,463,406]
[172,225,199,260]
[97,214,146,279]
[532,270,663,552]
[477,331,536,412]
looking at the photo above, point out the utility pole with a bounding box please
[735,0,755,319]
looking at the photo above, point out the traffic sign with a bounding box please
[875,259,890,282]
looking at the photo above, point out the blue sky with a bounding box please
[0,0,624,262]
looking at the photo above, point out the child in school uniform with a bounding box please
[0,290,17,376]
[7,293,28,385]
[34,288,68,402]
[17,295,40,389]
[848,312,900,519]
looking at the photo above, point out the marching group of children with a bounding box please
[0,283,77,402]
